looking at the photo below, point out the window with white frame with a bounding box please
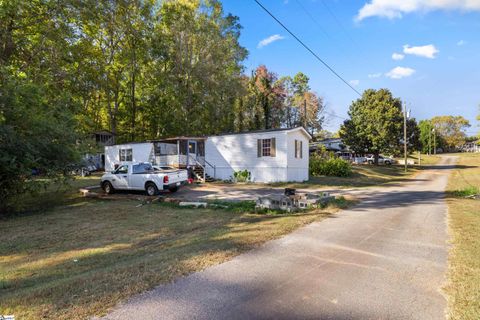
[119,148,133,161]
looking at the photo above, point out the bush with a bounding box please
[0,74,80,214]
[233,169,251,183]
[309,154,352,177]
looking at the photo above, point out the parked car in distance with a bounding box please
[101,163,188,196]
[366,155,395,165]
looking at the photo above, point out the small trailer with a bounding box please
[104,127,311,183]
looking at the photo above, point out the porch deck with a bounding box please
[150,137,215,181]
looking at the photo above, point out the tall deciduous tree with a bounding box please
[0,0,80,212]
[430,115,470,151]
[340,89,403,164]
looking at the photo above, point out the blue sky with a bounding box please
[222,0,480,135]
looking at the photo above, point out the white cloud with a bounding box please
[349,79,360,86]
[403,44,439,58]
[385,66,416,79]
[368,73,382,78]
[457,40,466,46]
[257,34,285,48]
[392,52,405,60]
[355,0,480,21]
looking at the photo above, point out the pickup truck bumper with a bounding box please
[163,180,188,190]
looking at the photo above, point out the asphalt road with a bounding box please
[104,157,454,320]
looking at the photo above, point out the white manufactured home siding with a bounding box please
[205,132,288,182]
[286,130,310,182]
[104,143,153,171]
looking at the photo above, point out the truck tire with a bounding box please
[145,182,158,196]
[169,186,178,193]
[102,181,115,194]
[385,161,391,165]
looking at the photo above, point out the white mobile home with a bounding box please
[104,127,311,183]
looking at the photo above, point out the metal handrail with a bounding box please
[187,154,216,181]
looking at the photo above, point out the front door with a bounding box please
[187,140,197,166]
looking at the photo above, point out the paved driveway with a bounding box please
[104,157,455,320]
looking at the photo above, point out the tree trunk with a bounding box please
[263,96,270,129]
[130,57,136,141]
[374,152,379,165]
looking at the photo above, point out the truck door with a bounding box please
[112,165,130,189]
[130,163,152,189]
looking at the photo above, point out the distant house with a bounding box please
[461,140,480,153]
[104,127,311,183]
[83,131,116,170]
[310,138,347,153]
[92,130,115,147]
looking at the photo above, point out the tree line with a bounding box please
[0,0,324,212]
[339,88,472,162]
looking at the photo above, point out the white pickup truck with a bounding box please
[101,163,188,196]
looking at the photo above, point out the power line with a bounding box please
[253,0,362,97]
[320,0,362,53]
[293,0,335,44]
[324,110,347,120]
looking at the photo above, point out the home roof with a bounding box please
[150,127,311,141]
[148,136,206,142]
[111,127,312,146]
[209,126,312,139]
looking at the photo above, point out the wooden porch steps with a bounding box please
[192,166,215,183]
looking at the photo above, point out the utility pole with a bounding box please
[403,103,411,172]
[303,98,307,129]
[433,128,436,155]
[428,125,431,155]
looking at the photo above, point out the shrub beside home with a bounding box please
[309,153,353,177]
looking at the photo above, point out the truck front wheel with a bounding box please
[145,182,159,196]
[102,181,115,194]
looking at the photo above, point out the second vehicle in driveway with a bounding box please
[101,163,188,195]
[366,155,395,165]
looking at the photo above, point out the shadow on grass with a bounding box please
[0,196,347,319]
[419,164,477,170]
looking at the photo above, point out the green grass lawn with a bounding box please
[12,174,101,214]
[445,153,480,319]
[0,190,351,319]
[270,154,441,189]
